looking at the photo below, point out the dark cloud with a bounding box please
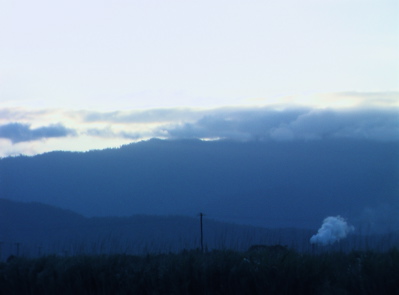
[160,107,399,142]
[0,123,76,143]
[157,108,302,140]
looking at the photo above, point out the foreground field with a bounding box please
[1,248,398,295]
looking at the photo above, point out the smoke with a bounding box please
[310,216,354,246]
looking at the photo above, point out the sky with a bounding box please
[0,0,398,157]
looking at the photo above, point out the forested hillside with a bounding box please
[1,139,398,231]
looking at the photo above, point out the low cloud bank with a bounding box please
[161,107,399,142]
[0,104,398,157]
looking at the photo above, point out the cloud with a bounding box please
[337,91,399,107]
[0,92,398,157]
[161,107,399,142]
[304,91,399,109]
[1,106,399,145]
[0,123,76,143]
[157,107,306,140]
[285,108,399,141]
[86,128,141,140]
[81,108,205,124]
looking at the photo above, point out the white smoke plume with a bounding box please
[310,216,354,246]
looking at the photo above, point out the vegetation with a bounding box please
[1,248,398,295]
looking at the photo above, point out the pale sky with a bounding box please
[0,0,398,156]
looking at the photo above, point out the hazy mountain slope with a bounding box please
[0,199,320,259]
[0,198,86,246]
[1,199,398,262]
[1,139,398,230]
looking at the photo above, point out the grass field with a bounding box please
[1,247,398,295]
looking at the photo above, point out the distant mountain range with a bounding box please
[1,198,398,261]
[1,139,398,231]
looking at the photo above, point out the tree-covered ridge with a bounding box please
[1,139,398,231]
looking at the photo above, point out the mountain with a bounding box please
[0,198,317,259]
[1,139,398,231]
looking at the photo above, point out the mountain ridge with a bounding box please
[1,139,398,231]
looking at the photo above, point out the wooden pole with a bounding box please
[15,242,20,256]
[200,212,204,252]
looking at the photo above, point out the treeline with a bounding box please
[1,248,398,295]
[2,225,398,261]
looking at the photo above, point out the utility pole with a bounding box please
[37,246,42,257]
[15,242,20,256]
[199,212,204,252]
